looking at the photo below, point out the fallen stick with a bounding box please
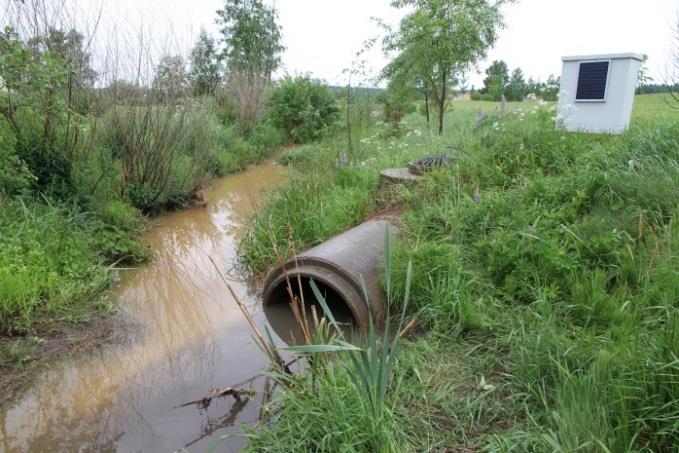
[174,386,252,410]
[174,356,303,411]
[399,315,418,338]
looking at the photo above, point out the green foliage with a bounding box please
[152,55,188,103]
[0,123,33,194]
[267,75,339,143]
[395,106,679,450]
[0,197,112,334]
[481,61,527,101]
[387,0,508,133]
[96,103,263,213]
[26,27,97,90]
[525,74,560,101]
[249,232,412,452]
[243,96,679,451]
[0,26,83,197]
[247,363,406,452]
[240,164,376,274]
[216,0,284,130]
[482,59,509,101]
[246,120,286,154]
[506,67,526,101]
[382,77,417,136]
[188,29,223,96]
[0,13,286,387]
[216,0,283,80]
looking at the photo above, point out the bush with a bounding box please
[268,75,339,143]
[98,104,253,212]
[247,121,286,156]
[0,124,33,194]
[382,80,416,136]
[0,27,83,198]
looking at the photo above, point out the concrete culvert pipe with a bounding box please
[262,220,395,343]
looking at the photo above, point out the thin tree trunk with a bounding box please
[424,90,430,127]
[438,82,446,135]
[346,82,352,151]
[366,89,371,129]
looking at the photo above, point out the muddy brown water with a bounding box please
[0,163,294,452]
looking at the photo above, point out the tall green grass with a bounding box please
[242,95,679,451]
[0,197,122,334]
[392,102,679,451]
[239,164,378,274]
[248,231,412,452]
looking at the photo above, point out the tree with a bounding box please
[506,67,526,101]
[216,0,284,130]
[636,54,652,93]
[525,76,539,96]
[0,26,81,194]
[482,60,509,101]
[382,45,433,127]
[388,0,508,135]
[189,29,223,96]
[382,76,417,136]
[542,74,559,101]
[27,28,97,89]
[268,75,339,143]
[152,55,188,103]
[343,38,376,151]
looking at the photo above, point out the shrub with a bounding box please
[247,120,285,156]
[268,75,339,143]
[382,80,416,136]
[0,124,33,194]
[0,26,84,198]
[99,105,215,212]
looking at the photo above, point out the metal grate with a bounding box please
[407,155,458,175]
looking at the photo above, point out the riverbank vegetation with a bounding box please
[241,91,679,451]
[0,0,340,393]
[236,2,679,449]
[2,0,678,449]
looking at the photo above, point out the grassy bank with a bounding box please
[1,27,337,396]
[0,99,282,396]
[240,94,678,451]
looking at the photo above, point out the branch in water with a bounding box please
[175,387,253,410]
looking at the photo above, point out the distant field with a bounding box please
[631,92,677,123]
[445,92,676,125]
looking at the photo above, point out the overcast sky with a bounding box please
[6,0,677,87]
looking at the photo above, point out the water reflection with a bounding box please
[0,163,287,452]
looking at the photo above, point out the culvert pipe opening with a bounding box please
[261,220,396,344]
[262,276,356,345]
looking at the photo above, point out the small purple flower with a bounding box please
[472,186,481,204]
[475,108,486,123]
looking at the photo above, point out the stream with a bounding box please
[0,162,289,452]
